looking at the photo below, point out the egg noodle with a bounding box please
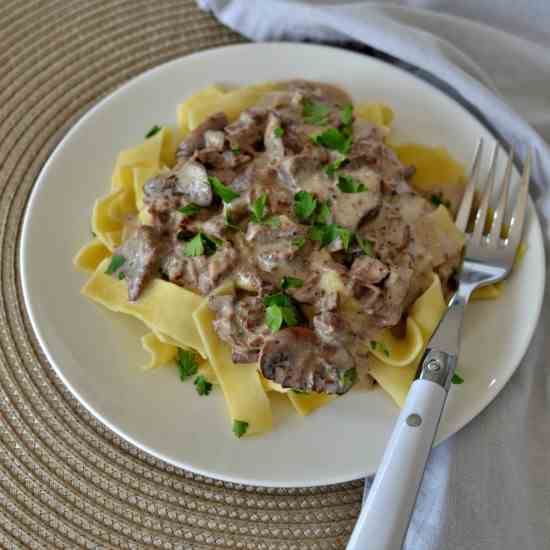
[74,82,507,437]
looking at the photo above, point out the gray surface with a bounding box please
[199,1,550,548]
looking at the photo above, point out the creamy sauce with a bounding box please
[114,80,463,395]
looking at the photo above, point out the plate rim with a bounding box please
[19,41,546,487]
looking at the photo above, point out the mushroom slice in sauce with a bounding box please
[173,160,213,207]
[260,327,357,395]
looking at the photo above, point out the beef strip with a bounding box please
[225,108,269,153]
[161,243,238,294]
[143,160,213,215]
[176,112,228,160]
[260,327,357,394]
[209,294,271,363]
[114,226,162,301]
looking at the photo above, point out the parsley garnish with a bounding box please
[294,191,318,222]
[324,157,349,177]
[292,389,307,394]
[183,233,220,257]
[281,276,304,290]
[231,147,241,155]
[178,203,202,217]
[302,99,331,125]
[309,223,353,250]
[145,125,161,139]
[315,200,331,224]
[177,349,199,381]
[250,193,268,223]
[105,255,125,274]
[292,236,306,250]
[340,104,353,126]
[357,236,374,257]
[208,176,240,204]
[117,272,125,280]
[430,194,451,208]
[223,208,240,231]
[337,174,367,193]
[370,340,390,357]
[338,367,357,388]
[264,292,302,333]
[451,373,464,385]
[273,127,284,138]
[194,375,213,396]
[311,127,352,154]
[233,419,249,438]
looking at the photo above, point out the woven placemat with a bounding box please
[0,1,364,548]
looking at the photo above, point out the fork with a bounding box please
[347,140,531,550]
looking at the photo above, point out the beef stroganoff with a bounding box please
[75,80,502,437]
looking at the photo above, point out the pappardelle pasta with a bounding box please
[75,80,505,438]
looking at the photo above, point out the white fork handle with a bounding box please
[346,379,447,550]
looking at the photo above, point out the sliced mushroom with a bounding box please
[176,112,228,160]
[174,160,213,207]
[259,327,357,395]
[204,129,225,151]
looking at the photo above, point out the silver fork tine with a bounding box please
[507,147,532,250]
[456,138,483,232]
[471,144,499,244]
[489,148,514,243]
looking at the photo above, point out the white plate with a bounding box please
[20,43,545,487]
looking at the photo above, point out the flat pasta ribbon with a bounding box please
[369,274,447,407]
[192,283,273,436]
[82,258,206,356]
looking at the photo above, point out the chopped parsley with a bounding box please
[178,203,202,217]
[250,193,268,223]
[105,255,125,274]
[233,419,249,438]
[308,223,353,250]
[223,208,240,231]
[357,236,374,257]
[370,340,390,358]
[302,99,331,125]
[231,147,241,155]
[451,373,464,385]
[430,194,451,208]
[294,191,318,222]
[281,276,304,290]
[194,375,213,396]
[337,174,367,193]
[315,200,332,224]
[264,292,302,333]
[292,389,307,395]
[177,349,199,381]
[273,126,284,138]
[340,104,354,126]
[117,272,125,280]
[324,157,349,177]
[311,127,352,154]
[182,233,221,257]
[292,236,306,250]
[339,367,357,388]
[145,125,161,139]
[208,176,240,204]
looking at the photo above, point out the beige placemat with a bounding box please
[0,1,363,547]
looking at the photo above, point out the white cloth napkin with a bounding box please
[198,2,550,549]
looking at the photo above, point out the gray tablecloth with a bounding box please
[198,1,550,548]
